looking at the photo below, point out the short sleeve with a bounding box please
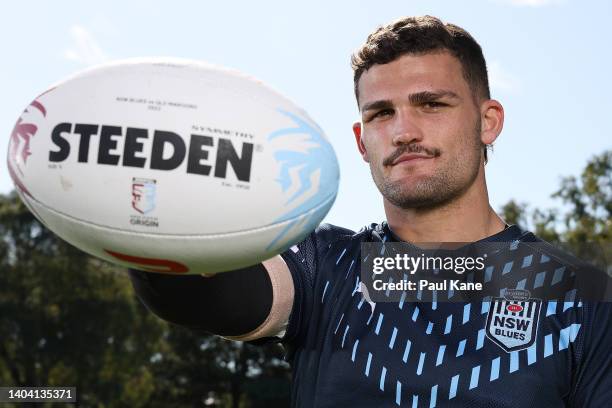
[279,231,319,346]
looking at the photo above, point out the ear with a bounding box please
[353,122,369,162]
[480,99,504,146]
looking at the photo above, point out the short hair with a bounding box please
[351,16,492,161]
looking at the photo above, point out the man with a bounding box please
[129,16,611,407]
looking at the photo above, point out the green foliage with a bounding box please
[141,324,290,407]
[499,200,528,229]
[500,150,611,271]
[0,192,291,407]
[0,192,166,406]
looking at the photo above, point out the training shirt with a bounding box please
[274,223,611,407]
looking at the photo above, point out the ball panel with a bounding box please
[22,187,336,274]
[9,58,340,273]
[14,60,339,236]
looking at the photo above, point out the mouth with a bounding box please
[391,153,435,166]
[383,145,441,167]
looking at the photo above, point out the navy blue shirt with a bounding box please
[277,223,611,407]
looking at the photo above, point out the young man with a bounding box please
[129,16,610,407]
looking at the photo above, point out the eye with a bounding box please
[422,101,446,110]
[372,108,394,120]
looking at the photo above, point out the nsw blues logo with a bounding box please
[485,289,541,352]
[132,177,157,215]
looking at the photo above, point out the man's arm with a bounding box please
[128,255,294,341]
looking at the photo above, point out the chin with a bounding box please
[386,191,449,210]
[389,172,434,187]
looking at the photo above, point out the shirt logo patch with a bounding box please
[485,289,541,352]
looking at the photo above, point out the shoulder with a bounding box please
[516,228,609,302]
[284,222,382,276]
[518,230,585,268]
[311,222,384,248]
[312,223,356,244]
[503,225,590,270]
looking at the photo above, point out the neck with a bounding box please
[384,171,505,243]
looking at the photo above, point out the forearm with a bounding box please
[128,256,294,339]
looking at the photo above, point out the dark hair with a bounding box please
[352,15,490,102]
[351,16,492,161]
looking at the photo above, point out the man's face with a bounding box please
[354,51,485,210]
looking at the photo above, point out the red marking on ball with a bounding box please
[105,249,189,274]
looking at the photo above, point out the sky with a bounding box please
[1,0,610,231]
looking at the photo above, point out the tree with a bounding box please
[500,150,611,272]
[0,192,166,407]
[151,328,291,408]
[0,192,291,407]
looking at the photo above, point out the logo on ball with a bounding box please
[8,98,49,197]
[130,178,159,228]
[132,177,157,215]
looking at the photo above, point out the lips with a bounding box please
[383,144,441,167]
[391,153,434,166]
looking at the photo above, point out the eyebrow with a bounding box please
[361,100,393,113]
[361,90,460,113]
[409,90,460,104]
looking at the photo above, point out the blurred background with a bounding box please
[1,0,610,406]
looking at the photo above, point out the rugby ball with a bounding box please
[8,58,339,274]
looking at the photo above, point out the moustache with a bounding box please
[383,144,441,166]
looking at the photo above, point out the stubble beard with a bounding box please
[371,121,483,210]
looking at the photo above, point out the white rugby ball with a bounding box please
[8,58,339,274]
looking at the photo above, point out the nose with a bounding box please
[391,109,423,146]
